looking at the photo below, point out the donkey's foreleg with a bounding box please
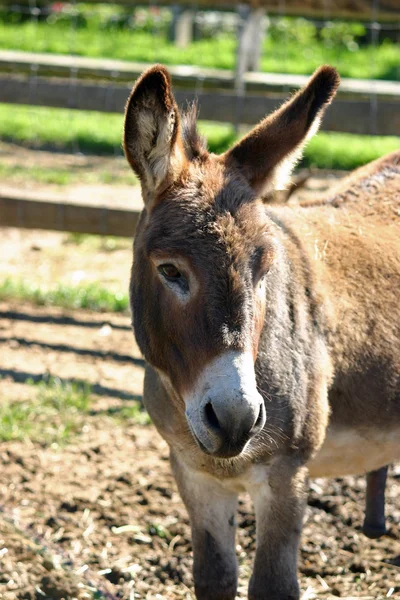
[170,452,239,600]
[248,462,307,600]
[363,465,388,539]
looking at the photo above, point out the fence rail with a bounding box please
[3,76,399,135]
[1,51,399,135]
[2,50,400,97]
[0,3,398,238]
[0,190,141,237]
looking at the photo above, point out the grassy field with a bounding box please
[0,377,92,443]
[0,103,235,156]
[1,103,399,174]
[0,376,149,443]
[0,162,137,186]
[0,278,129,313]
[302,133,400,170]
[0,9,399,80]
[0,9,398,179]
[0,104,124,155]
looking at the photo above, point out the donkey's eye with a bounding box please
[158,264,182,280]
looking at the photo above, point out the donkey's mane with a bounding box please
[181,102,208,160]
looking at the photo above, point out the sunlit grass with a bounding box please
[0,376,150,444]
[0,104,237,156]
[0,104,123,154]
[0,278,129,313]
[64,233,131,252]
[0,14,398,80]
[0,162,136,186]
[1,104,399,172]
[0,163,72,185]
[303,132,400,170]
[0,377,92,443]
[103,403,151,426]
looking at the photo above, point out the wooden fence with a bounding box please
[0,1,398,237]
[0,189,142,237]
[1,51,399,135]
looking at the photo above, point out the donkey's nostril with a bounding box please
[204,402,221,432]
[253,403,265,431]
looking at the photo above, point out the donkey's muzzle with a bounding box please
[184,351,266,458]
[198,397,266,458]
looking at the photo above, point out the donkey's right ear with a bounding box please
[124,65,187,208]
[223,66,339,195]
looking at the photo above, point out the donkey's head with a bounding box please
[124,65,339,459]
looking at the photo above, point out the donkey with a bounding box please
[123,65,400,599]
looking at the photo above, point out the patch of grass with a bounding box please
[0,278,129,313]
[262,23,400,80]
[104,404,150,426]
[64,232,92,245]
[64,233,131,252]
[0,163,72,185]
[0,377,150,444]
[0,162,136,186]
[0,104,123,155]
[0,104,235,157]
[202,127,400,170]
[0,105,398,173]
[302,132,400,170]
[0,10,398,80]
[0,377,92,443]
[199,122,237,154]
[99,170,136,185]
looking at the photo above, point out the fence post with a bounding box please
[234,5,266,130]
[247,7,266,72]
[170,5,195,48]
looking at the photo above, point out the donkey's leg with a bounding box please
[363,465,388,539]
[248,462,307,600]
[171,452,239,600]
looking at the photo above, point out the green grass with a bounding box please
[0,377,92,443]
[199,121,237,154]
[0,376,149,444]
[1,103,398,172]
[102,404,151,426]
[0,162,136,186]
[0,104,123,155]
[0,278,129,313]
[0,163,72,185]
[0,11,399,80]
[302,132,400,170]
[0,103,236,156]
[64,233,131,252]
[262,31,399,81]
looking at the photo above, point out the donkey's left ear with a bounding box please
[224,66,340,194]
[124,65,187,208]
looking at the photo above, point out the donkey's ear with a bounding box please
[124,65,187,207]
[224,66,340,193]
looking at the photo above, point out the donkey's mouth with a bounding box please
[189,426,252,459]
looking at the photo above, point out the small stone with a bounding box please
[42,556,56,571]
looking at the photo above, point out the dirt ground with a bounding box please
[1,298,400,600]
[1,166,400,599]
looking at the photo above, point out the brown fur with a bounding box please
[124,65,400,599]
